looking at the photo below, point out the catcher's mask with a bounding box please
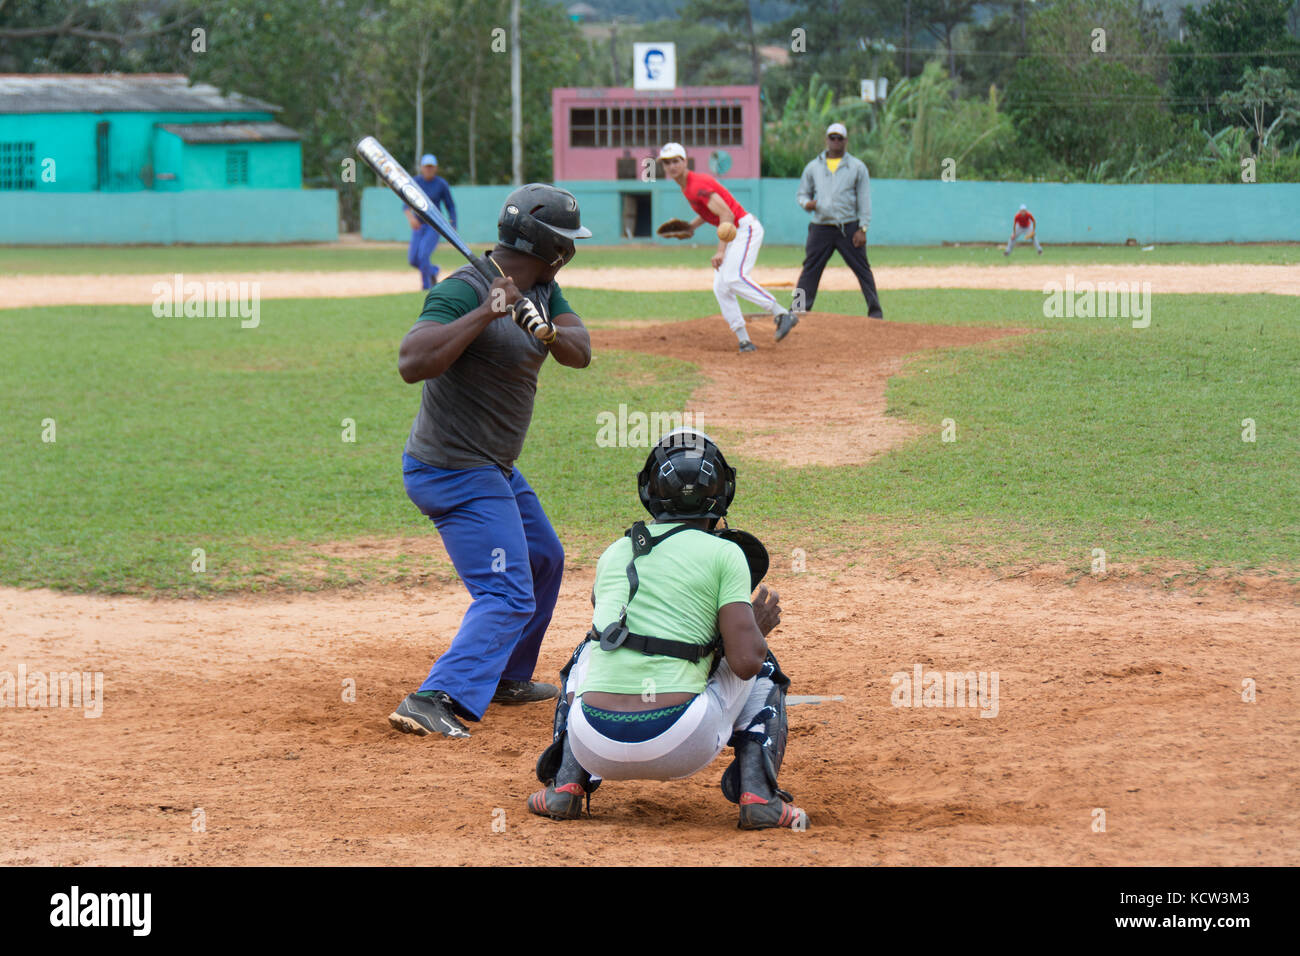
[498,184,592,269]
[638,427,736,522]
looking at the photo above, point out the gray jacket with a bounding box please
[796,151,871,230]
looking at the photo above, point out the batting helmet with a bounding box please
[498,184,592,268]
[638,427,736,522]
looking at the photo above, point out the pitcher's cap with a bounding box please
[658,142,687,160]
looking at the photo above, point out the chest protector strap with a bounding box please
[589,521,722,664]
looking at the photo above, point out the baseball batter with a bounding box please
[1005,204,1043,256]
[404,154,457,288]
[658,143,798,352]
[527,428,808,830]
[387,184,592,739]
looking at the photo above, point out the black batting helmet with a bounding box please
[638,428,736,521]
[498,184,592,268]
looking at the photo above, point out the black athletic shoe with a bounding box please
[491,679,560,705]
[738,791,809,830]
[528,783,586,820]
[388,692,471,738]
[738,340,758,353]
[868,310,884,320]
[774,312,799,342]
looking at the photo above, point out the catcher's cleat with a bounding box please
[492,679,560,705]
[388,692,471,739]
[738,792,809,830]
[738,340,758,354]
[527,782,586,820]
[774,312,799,342]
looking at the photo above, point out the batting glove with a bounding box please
[511,298,556,343]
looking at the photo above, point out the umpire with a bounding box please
[794,122,884,320]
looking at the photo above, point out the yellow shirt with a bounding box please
[826,157,842,174]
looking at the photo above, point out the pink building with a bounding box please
[550,85,762,182]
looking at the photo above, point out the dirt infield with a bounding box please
[2,561,1296,866]
[3,262,1298,308]
[4,273,1296,867]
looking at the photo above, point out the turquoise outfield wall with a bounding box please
[0,190,338,244]
[361,180,1300,245]
[0,111,276,192]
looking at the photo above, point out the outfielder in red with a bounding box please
[1005,204,1043,256]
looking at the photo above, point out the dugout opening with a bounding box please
[620,191,652,239]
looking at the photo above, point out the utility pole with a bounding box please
[511,0,522,185]
[904,1,911,78]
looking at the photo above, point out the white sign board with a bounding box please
[860,77,888,102]
[633,42,676,90]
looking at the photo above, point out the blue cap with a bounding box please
[420,154,437,167]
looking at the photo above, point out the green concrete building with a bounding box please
[0,73,302,192]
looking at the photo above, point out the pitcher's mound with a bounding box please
[592,313,1028,466]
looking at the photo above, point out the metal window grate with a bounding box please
[0,141,36,190]
[569,104,743,148]
[225,149,249,185]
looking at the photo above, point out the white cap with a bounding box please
[658,142,686,160]
[420,154,437,167]
[826,122,847,137]
[1019,204,1027,211]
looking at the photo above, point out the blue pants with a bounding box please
[408,225,441,289]
[402,454,565,720]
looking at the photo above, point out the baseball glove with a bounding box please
[657,218,693,240]
[713,527,769,592]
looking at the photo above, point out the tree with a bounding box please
[0,0,203,73]
[679,0,762,85]
[1218,66,1300,154]
[384,0,453,170]
[1168,0,1300,119]
[912,0,979,82]
[1006,55,1178,171]
[766,0,900,103]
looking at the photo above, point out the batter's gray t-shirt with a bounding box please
[403,255,576,475]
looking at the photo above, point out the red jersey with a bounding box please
[1014,209,1035,228]
[681,170,746,226]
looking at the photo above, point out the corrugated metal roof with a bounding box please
[159,121,301,144]
[0,73,280,114]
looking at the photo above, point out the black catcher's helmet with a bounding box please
[638,428,736,521]
[498,184,592,268]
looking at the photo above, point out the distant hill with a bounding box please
[564,0,798,25]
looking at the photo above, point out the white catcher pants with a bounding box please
[564,641,773,782]
[714,214,786,332]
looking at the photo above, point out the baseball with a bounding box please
[717,222,737,242]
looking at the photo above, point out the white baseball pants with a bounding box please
[714,214,786,333]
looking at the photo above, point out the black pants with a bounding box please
[795,222,883,317]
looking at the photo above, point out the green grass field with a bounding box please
[3,241,1299,275]
[3,264,1296,594]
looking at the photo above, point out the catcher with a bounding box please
[656,142,798,353]
[527,428,808,830]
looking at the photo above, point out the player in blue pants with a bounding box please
[404,154,457,289]
[388,184,592,739]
